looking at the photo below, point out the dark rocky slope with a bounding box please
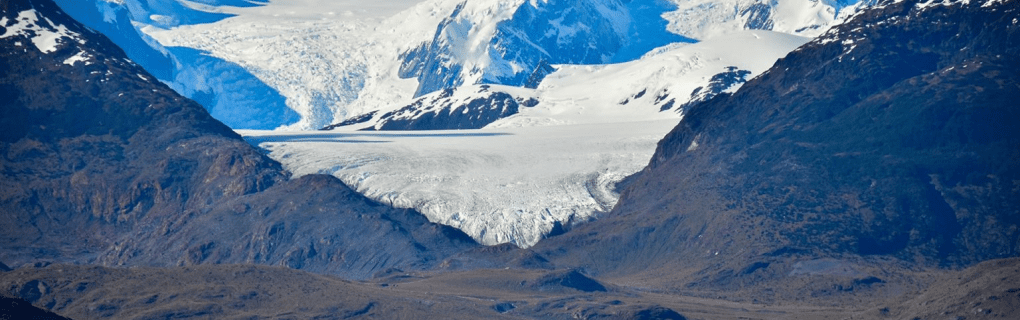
[860,257,1020,319]
[535,0,1019,295]
[1,293,73,320]
[323,85,538,131]
[0,0,477,279]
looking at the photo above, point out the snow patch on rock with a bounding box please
[62,50,91,65]
[1,9,84,54]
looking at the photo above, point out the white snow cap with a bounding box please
[1,9,85,54]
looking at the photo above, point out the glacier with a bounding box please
[242,119,683,247]
[247,31,812,247]
[58,0,868,246]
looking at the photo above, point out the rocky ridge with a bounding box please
[534,0,1020,295]
[0,0,478,279]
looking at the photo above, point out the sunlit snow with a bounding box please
[241,30,809,247]
[242,119,679,247]
[70,0,850,247]
[143,0,451,130]
[62,50,91,66]
[139,0,855,130]
[0,9,84,54]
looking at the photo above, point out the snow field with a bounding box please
[242,29,809,247]
[139,0,853,130]
[493,30,811,127]
[143,0,526,130]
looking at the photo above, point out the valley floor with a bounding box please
[3,257,1017,319]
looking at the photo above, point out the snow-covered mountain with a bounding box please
[397,0,692,98]
[53,0,299,130]
[62,0,869,130]
[57,0,872,246]
[245,30,811,247]
[394,0,869,100]
[341,29,809,131]
[336,84,535,131]
[664,0,868,40]
[342,0,869,129]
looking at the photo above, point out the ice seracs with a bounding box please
[242,119,682,247]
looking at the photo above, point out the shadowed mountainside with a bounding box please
[534,0,1020,297]
[2,0,1020,318]
[1,292,72,320]
[0,0,478,279]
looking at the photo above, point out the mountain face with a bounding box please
[665,0,869,40]
[396,0,867,100]
[0,0,477,279]
[674,66,752,111]
[279,31,812,248]
[337,84,538,131]
[51,0,300,130]
[55,0,865,131]
[48,0,174,81]
[399,0,692,98]
[535,0,1019,287]
[371,85,531,131]
[322,0,863,130]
